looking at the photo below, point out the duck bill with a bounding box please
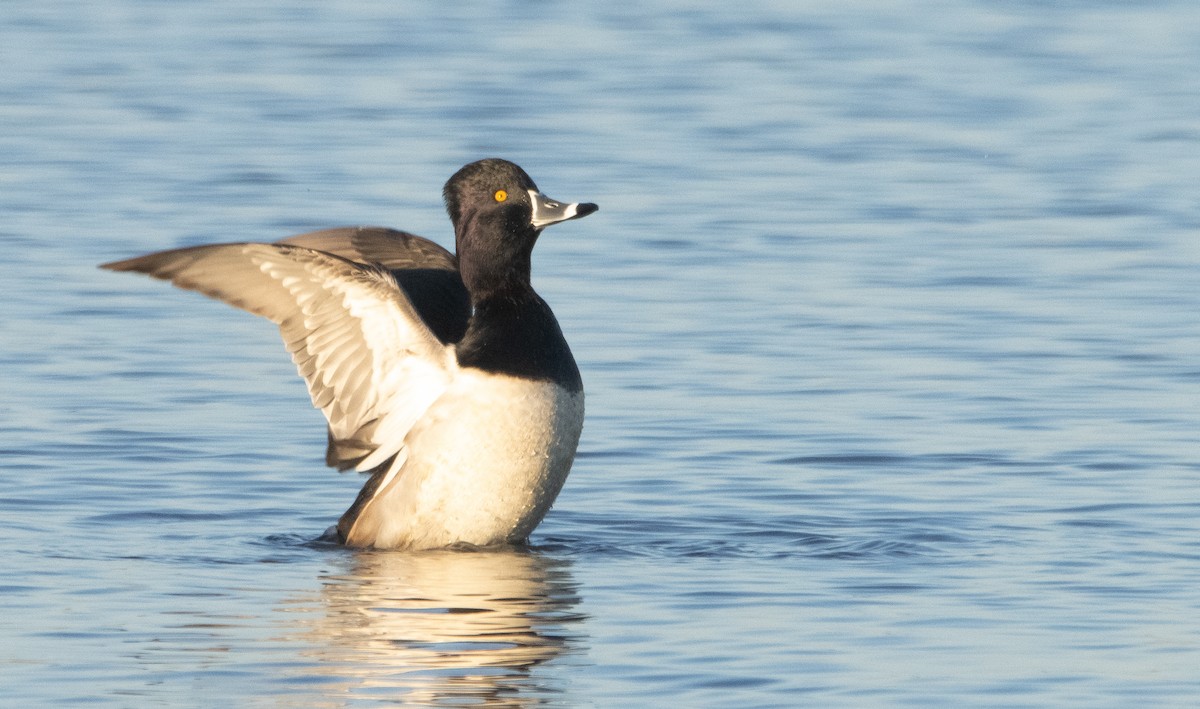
[528,189,599,229]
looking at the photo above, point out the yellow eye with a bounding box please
[494,189,508,202]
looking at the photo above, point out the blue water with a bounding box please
[4,1,1200,706]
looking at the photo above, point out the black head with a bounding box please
[443,158,597,298]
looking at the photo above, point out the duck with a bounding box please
[102,158,597,549]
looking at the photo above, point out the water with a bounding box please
[4,0,1200,705]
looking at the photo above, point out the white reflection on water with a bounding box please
[279,548,584,705]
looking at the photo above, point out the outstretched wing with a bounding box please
[277,227,471,345]
[276,226,458,270]
[101,242,456,473]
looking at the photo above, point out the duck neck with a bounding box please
[456,216,538,302]
[460,251,533,303]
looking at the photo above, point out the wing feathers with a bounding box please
[101,242,455,472]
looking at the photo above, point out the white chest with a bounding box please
[354,371,584,549]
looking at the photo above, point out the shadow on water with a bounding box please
[274,545,585,706]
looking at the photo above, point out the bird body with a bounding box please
[102,159,597,549]
[345,369,583,549]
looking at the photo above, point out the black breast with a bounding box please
[455,294,583,393]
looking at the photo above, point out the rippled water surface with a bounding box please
[4,1,1200,706]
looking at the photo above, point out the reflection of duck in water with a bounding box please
[282,549,584,704]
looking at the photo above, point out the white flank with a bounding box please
[345,371,585,549]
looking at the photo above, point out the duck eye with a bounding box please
[494,190,508,202]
